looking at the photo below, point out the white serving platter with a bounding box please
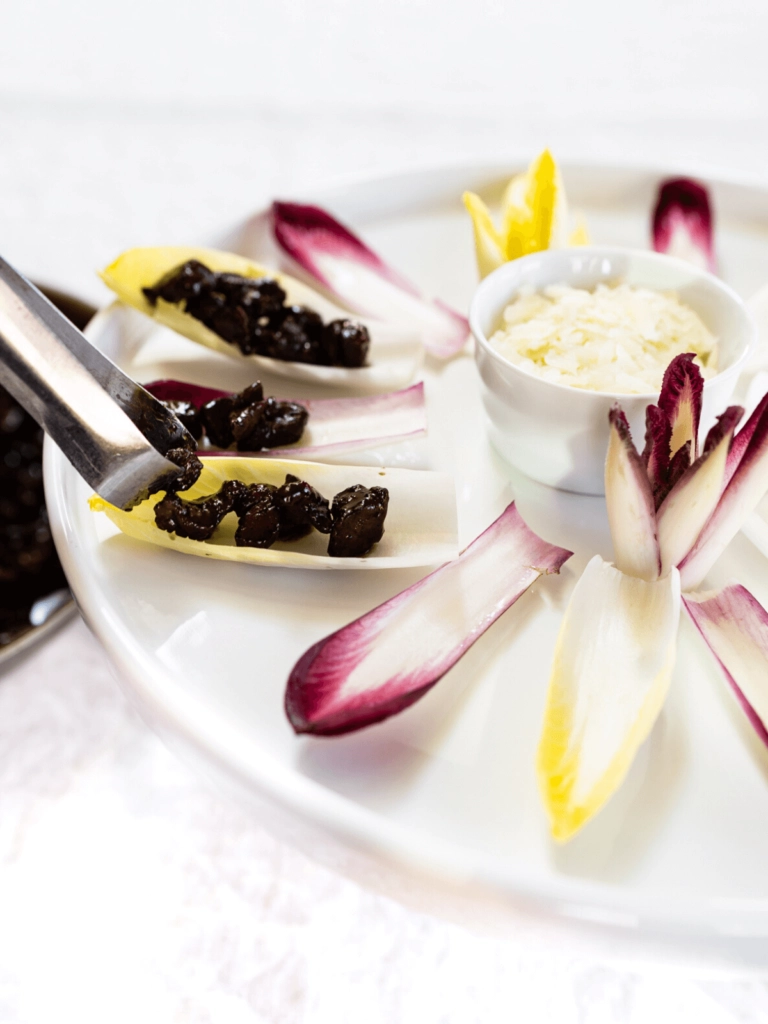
[44,160,768,941]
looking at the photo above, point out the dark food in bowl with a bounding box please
[153,472,388,557]
[143,260,370,368]
[0,386,68,646]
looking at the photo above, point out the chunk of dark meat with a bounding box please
[321,319,370,368]
[328,484,389,557]
[154,479,241,540]
[233,483,282,548]
[162,399,203,442]
[162,448,204,494]
[230,397,308,450]
[275,474,332,540]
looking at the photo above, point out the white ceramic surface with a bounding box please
[45,161,768,940]
[471,247,755,494]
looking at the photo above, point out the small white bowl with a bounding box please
[471,247,757,495]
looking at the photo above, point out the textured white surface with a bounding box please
[3,0,768,1019]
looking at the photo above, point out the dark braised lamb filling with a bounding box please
[143,260,370,368]
[328,484,389,558]
[198,383,308,452]
[153,479,243,541]
[153,473,388,557]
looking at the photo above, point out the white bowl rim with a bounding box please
[470,244,757,401]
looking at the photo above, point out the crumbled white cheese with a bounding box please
[490,282,717,393]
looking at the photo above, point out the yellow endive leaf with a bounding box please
[568,216,590,246]
[537,556,681,841]
[462,192,505,279]
[501,172,535,261]
[100,246,345,362]
[501,149,569,259]
[525,148,561,253]
[90,456,459,571]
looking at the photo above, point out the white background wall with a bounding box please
[1,0,767,298]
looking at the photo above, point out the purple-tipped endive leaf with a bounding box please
[641,404,672,503]
[605,408,660,580]
[144,379,427,460]
[652,178,716,273]
[724,393,768,488]
[271,202,469,360]
[656,407,742,576]
[679,397,768,589]
[285,503,572,735]
[684,586,768,747]
[537,557,681,841]
[657,353,703,461]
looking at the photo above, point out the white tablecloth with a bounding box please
[2,2,768,1019]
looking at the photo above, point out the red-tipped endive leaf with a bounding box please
[652,178,716,273]
[679,396,768,589]
[641,404,672,504]
[658,353,704,461]
[724,392,768,489]
[271,202,469,360]
[656,406,742,576]
[684,585,768,747]
[605,408,660,580]
[144,379,427,460]
[285,503,572,735]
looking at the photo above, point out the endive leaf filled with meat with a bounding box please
[91,457,458,570]
[144,379,427,461]
[101,247,422,391]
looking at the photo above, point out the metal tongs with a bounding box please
[0,255,196,509]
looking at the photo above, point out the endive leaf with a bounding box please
[463,151,578,277]
[679,396,768,589]
[652,178,716,273]
[285,503,572,735]
[144,379,427,460]
[100,246,422,391]
[462,191,506,279]
[537,556,681,842]
[641,403,672,504]
[568,216,591,246]
[656,406,742,576]
[524,149,562,254]
[271,202,469,359]
[605,408,660,580]
[724,392,768,488]
[658,353,703,461]
[90,456,458,570]
[684,585,768,747]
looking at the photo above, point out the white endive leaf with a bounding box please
[605,409,660,580]
[90,457,458,570]
[656,414,736,576]
[537,556,681,841]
